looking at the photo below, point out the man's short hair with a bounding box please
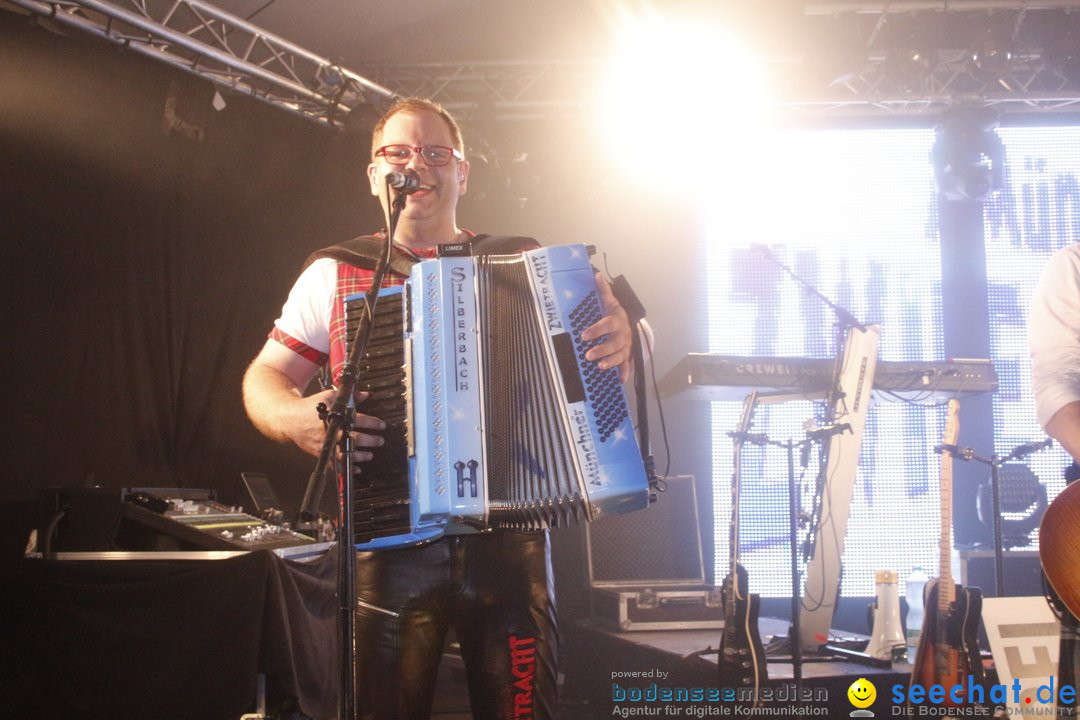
[370,97,464,159]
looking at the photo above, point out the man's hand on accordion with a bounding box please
[581,272,634,384]
[258,386,387,461]
[306,387,388,464]
[343,405,389,465]
[242,341,388,463]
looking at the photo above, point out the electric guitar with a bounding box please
[718,392,767,696]
[910,399,986,709]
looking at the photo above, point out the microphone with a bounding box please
[1009,437,1054,460]
[386,170,422,194]
[935,443,975,461]
[728,431,768,446]
[805,422,851,442]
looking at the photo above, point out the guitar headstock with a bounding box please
[942,398,960,451]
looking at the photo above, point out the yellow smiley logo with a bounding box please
[848,677,877,709]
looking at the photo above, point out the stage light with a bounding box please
[315,64,365,109]
[976,464,1047,549]
[885,45,934,87]
[931,106,1005,203]
[969,31,1014,85]
[596,7,774,195]
[882,16,937,92]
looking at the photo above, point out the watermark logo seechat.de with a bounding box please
[891,677,1076,716]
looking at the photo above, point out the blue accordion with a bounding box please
[345,243,649,550]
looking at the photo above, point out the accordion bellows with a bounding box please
[346,243,649,549]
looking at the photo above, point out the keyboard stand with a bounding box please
[798,323,880,651]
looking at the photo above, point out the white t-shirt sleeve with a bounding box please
[273,257,336,356]
[1029,244,1080,428]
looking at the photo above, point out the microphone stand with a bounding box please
[751,244,867,335]
[784,435,804,692]
[294,176,405,720]
[751,243,865,499]
[751,245,885,669]
[751,244,866,421]
[727,420,859,684]
[937,437,1053,598]
[729,425,809,693]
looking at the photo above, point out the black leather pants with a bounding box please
[354,531,558,720]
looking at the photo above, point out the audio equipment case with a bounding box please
[586,475,724,631]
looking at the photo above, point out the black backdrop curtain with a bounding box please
[0,11,380,534]
[0,11,603,671]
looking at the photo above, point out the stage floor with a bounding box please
[433,616,913,719]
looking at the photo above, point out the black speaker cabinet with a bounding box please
[959,549,1044,597]
[36,487,127,553]
[586,475,723,630]
[586,474,706,587]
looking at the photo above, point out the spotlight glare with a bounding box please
[596,11,774,195]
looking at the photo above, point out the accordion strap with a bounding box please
[304,234,415,276]
[465,234,541,255]
[304,233,540,275]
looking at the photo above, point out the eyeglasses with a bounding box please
[374,144,463,167]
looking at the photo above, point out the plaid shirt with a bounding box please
[269,237,442,384]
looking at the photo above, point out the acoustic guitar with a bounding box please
[1040,479,1080,718]
[718,392,767,696]
[910,399,987,708]
[1039,479,1080,618]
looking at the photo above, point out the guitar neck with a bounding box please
[937,399,959,612]
[730,392,758,572]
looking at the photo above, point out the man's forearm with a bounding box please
[242,361,307,445]
[1046,400,1080,464]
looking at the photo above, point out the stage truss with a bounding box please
[6,0,1080,124]
[1,0,397,127]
